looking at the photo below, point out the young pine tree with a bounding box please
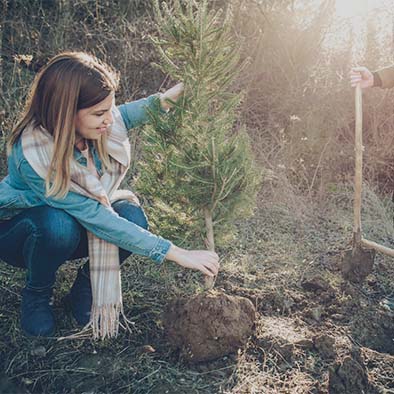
[136,0,260,286]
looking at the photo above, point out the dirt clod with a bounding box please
[309,306,324,322]
[328,355,370,394]
[163,291,256,363]
[301,276,332,292]
[313,334,335,359]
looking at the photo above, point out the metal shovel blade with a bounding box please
[341,245,375,283]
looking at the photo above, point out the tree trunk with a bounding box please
[204,207,215,289]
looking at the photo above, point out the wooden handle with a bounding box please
[361,238,394,257]
[353,87,394,258]
[354,84,363,243]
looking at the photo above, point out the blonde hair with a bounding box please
[7,51,119,198]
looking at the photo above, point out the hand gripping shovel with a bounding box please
[341,84,394,282]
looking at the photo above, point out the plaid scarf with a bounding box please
[21,106,135,339]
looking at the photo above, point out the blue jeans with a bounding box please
[0,200,148,289]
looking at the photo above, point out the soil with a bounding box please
[328,354,370,394]
[163,290,256,363]
[208,233,394,392]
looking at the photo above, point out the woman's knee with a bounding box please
[27,206,82,254]
[112,200,149,230]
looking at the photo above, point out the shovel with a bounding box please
[341,84,394,282]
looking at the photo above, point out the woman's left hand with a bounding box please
[160,82,184,111]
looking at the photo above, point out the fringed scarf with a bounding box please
[21,106,135,339]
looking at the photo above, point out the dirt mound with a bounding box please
[362,347,394,390]
[163,291,256,363]
[351,308,394,355]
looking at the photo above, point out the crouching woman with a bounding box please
[0,52,219,338]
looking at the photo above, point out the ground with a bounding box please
[0,185,394,393]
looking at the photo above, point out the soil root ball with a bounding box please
[163,291,256,363]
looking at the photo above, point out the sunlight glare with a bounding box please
[319,0,393,59]
[335,0,369,18]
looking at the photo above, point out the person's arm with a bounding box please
[118,94,162,129]
[350,66,394,89]
[17,157,219,276]
[118,83,184,129]
[372,65,394,89]
[18,158,171,263]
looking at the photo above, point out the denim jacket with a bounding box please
[0,94,172,264]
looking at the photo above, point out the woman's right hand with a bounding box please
[160,82,184,111]
[165,244,219,277]
[350,66,374,89]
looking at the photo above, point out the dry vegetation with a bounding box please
[1,0,394,393]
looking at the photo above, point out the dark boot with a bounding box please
[21,287,55,337]
[64,267,92,326]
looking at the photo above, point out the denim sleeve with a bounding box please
[117,94,163,129]
[18,159,172,264]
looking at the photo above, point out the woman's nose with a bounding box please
[104,113,113,125]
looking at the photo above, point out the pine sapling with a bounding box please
[137,0,261,288]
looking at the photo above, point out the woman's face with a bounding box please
[74,93,114,143]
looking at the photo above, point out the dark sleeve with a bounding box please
[372,71,382,87]
[373,66,394,89]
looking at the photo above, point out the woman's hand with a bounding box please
[165,244,219,277]
[160,82,184,111]
[350,66,374,89]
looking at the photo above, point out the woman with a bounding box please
[0,51,219,338]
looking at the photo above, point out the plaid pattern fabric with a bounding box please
[21,106,136,339]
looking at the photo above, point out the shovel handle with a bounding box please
[361,238,394,257]
[354,84,363,242]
